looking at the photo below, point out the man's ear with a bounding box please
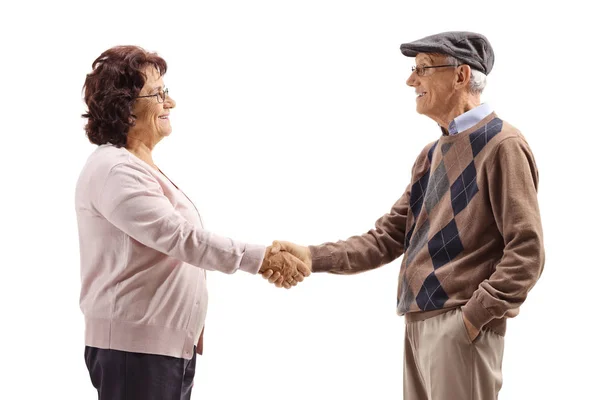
[456,64,472,88]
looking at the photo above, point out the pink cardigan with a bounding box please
[75,144,265,359]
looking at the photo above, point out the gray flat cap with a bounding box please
[400,31,494,75]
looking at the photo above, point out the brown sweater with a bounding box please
[309,113,544,335]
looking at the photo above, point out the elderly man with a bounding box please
[264,32,544,399]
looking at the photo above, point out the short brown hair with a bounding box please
[82,46,167,147]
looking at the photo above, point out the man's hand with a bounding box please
[462,313,480,342]
[260,245,311,289]
[260,241,312,288]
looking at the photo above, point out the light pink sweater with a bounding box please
[75,144,265,359]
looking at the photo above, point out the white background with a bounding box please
[1,0,598,399]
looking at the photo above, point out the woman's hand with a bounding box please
[259,243,311,289]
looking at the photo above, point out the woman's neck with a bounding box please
[126,137,158,170]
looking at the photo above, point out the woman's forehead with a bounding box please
[143,66,163,84]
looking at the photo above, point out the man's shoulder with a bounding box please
[494,117,522,140]
[476,117,537,166]
[462,114,523,151]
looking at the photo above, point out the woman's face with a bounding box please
[131,66,176,143]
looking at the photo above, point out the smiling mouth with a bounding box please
[416,92,427,99]
[159,115,169,120]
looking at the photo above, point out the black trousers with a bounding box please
[84,346,196,400]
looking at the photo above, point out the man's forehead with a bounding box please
[415,53,446,63]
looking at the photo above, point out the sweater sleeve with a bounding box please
[308,183,410,274]
[95,163,265,275]
[462,137,545,331]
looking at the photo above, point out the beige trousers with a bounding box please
[404,308,504,400]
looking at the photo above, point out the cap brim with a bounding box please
[400,43,444,58]
[400,44,419,57]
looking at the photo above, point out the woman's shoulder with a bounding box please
[76,145,157,208]
[79,144,147,187]
[82,144,129,174]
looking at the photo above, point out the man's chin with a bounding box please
[415,103,433,117]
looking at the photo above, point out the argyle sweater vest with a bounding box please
[309,112,544,334]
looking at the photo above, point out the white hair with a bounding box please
[446,55,487,95]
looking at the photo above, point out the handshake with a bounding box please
[259,241,312,289]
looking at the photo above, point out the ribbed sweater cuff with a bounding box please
[308,245,334,272]
[239,244,266,274]
[462,295,495,332]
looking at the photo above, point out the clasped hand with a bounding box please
[259,241,312,289]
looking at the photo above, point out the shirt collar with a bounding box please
[444,103,494,135]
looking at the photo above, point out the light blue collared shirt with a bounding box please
[447,103,494,135]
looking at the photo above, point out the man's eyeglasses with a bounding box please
[411,64,458,77]
[137,88,169,103]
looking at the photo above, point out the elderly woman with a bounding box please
[76,45,309,400]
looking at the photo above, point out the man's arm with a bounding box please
[462,137,545,332]
[310,185,411,274]
[267,183,410,279]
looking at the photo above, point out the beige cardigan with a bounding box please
[75,144,265,359]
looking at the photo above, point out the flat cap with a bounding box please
[400,31,494,75]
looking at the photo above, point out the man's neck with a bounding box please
[432,95,481,130]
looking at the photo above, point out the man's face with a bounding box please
[406,53,458,118]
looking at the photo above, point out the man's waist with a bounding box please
[404,307,506,336]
